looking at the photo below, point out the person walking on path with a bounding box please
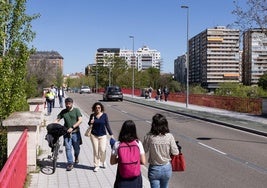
[51,84,57,108]
[110,120,146,188]
[143,113,179,188]
[55,97,83,171]
[88,102,114,172]
[58,86,65,108]
[148,86,153,99]
[163,86,169,102]
[45,88,55,115]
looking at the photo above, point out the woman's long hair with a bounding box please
[150,113,170,136]
[118,120,138,143]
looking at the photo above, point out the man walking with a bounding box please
[58,86,65,108]
[55,97,82,171]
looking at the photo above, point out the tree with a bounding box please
[145,67,160,89]
[215,82,267,98]
[0,0,39,118]
[232,0,267,30]
[0,0,39,168]
[258,73,267,90]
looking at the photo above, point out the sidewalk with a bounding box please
[28,99,150,188]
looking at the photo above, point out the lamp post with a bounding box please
[129,36,135,98]
[181,5,189,108]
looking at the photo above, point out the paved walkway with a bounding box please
[29,98,150,188]
[29,94,267,188]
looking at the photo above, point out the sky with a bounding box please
[26,0,245,75]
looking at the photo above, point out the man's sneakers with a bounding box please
[66,164,73,171]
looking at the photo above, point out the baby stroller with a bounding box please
[45,123,68,173]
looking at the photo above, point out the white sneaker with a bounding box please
[93,166,99,172]
[102,162,106,168]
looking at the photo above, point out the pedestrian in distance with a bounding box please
[54,97,83,171]
[51,84,57,108]
[45,88,55,115]
[110,120,146,188]
[58,86,65,108]
[163,86,169,102]
[148,86,153,99]
[88,102,114,172]
[143,113,179,188]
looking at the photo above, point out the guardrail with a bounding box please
[0,129,27,188]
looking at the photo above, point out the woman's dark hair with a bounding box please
[92,102,104,112]
[150,113,169,135]
[118,120,138,142]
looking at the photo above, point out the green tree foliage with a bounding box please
[215,82,267,98]
[55,69,63,88]
[0,0,39,169]
[191,84,207,94]
[258,73,267,90]
[0,0,39,118]
[169,80,182,93]
[145,67,160,89]
[25,75,39,97]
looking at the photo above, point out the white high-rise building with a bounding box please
[189,26,240,90]
[120,46,161,71]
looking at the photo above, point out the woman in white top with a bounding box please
[143,113,179,188]
[110,120,146,188]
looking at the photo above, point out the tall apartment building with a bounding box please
[242,28,267,85]
[95,48,120,66]
[96,46,161,71]
[174,54,186,84]
[189,26,240,90]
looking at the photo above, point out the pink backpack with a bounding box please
[118,140,141,178]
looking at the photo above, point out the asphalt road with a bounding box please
[68,93,267,188]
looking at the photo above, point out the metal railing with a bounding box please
[0,129,28,188]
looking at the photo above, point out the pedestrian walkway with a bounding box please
[123,94,267,137]
[29,99,150,188]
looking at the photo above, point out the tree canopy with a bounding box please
[0,0,39,119]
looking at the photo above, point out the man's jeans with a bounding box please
[64,132,81,164]
[148,162,172,188]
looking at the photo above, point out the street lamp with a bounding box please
[181,5,189,108]
[129,36,135,98]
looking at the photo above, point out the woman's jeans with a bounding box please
[64,132,81,164]
[148,162,172,188]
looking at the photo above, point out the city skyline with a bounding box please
[26,0,247,75]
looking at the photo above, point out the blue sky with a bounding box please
[26,0,245,75]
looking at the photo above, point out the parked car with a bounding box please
[80,86,91,94]
[103,86,123,101]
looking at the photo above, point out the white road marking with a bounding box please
[198,142,227,155]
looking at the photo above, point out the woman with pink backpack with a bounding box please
[110,120,146,188]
